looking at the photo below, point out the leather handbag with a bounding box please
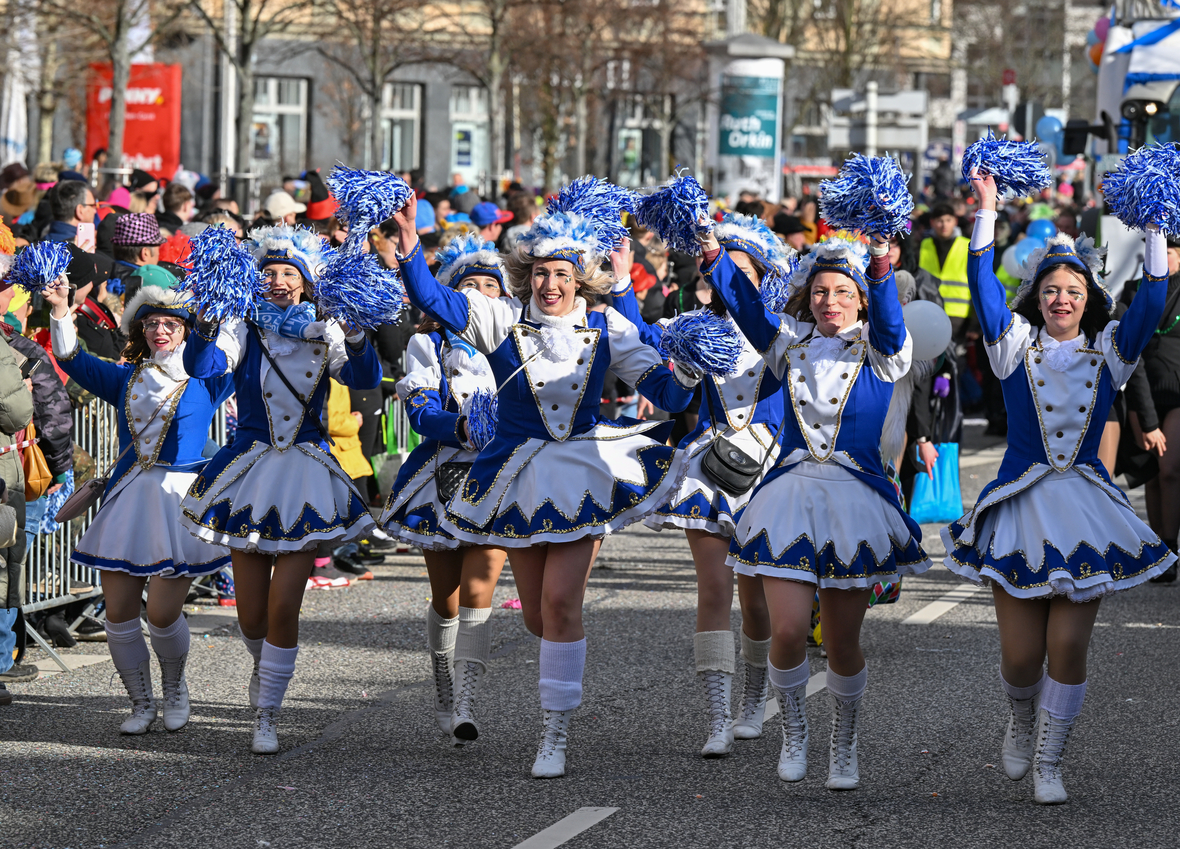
[698,386,763,495]
[436,461,473,503]
[22,422,52,501]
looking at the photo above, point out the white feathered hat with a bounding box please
[788,236,870,294]
[434,233,505,290]
[246,224,333,284]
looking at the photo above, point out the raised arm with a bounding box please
[1110,228,1169,372]
[184,317,246,379]
[44,283,128,405]
[326,324,383,391]
[864,248,912,381]
[610,279,664,349]
[604,308,696,413]
[700,248,781,353]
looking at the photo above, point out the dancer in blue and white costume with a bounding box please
[943,171,1175,804]
[379,234,509,744]
[390,193,696,777]
[702,226,929,790]
[611,214,785,757]
[44,282,233,735]
[180,225,382,754]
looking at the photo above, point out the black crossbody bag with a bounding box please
[250,324,334,446]
[699,380,787,496]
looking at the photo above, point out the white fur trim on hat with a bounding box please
[120,285,194,334]
[1010,232,1110,310]
[246,224,332,283]
[788,237,869,294]
[437,249,503,289]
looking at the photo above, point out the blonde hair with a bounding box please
[503,244,613,306]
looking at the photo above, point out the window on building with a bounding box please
[450,84,490,185]
[252,77,308,188]
[382,83,422,173]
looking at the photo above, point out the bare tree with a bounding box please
[37,0,167,169]
[185,0,315,199]
[315,0,425,169]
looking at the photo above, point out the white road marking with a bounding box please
[763,671,827,721]
[512,807,620,849]
[902,584,985,625]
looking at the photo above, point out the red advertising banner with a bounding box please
[86,63,182,180]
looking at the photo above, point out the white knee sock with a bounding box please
[241,634,264,662]
[257,641,299,711]
[455,607,492,668]
[148,616,190,660]
[1000,669,1044,701]
[105,618,150,672]
[426,605,458,655]
[538,638,586,712]
[827,665,867,701]
[693,630,735,675]
[1040,677,1087,721]
[740,631,771,668]
[769,658,811,692]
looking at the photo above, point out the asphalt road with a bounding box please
[3,426,1179,849]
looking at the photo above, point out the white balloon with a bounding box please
[903,299,952,361]
[1001,244,1022,279]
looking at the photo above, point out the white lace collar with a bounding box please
[148,343,189,382]
[1038,328,1085,372]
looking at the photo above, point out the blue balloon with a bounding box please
[1013,236,1045,270]
[1035,115,1064,144]
[1025,219,1057,241]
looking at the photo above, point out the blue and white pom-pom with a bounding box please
[462,388,498,451]
[180,225,265,321]
[961,129,1052,198]
[658,310,742,376]
[547,176,636,255]
[8,240,71,293]
[328,165,413,253]
[819,154,914,237]
[759,251,800,313]
[314,252,406,329]
[1101,143,1180,236]
[635,172,711,255]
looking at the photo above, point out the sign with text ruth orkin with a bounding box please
[86,63,182,180]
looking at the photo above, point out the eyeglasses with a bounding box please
[142,319,184,333]
[263,269,303,282]
[811,288,860,303]
[1040,287,1087,302]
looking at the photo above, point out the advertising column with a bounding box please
[715,57,784,204]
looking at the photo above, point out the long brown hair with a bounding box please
[122,315,190,363]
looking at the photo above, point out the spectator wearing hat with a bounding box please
[129,169,159,197]
[470,201,512,246]
[110,213,167,306]
[258,190,306,227]
[155,183,195,237]
[300,171,339,223]
[772,212,808,253]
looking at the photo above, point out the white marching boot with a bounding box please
[826,694,862,790]
[117,659,158,735]
[732,660,769,740]
[450,660,486,744]
[431,651,455,735]
[157,652,191,732]
[1001,692,1039,780]
[1032,710,1075,805]
[774,683,809,782]
[251,706,280,754]
[699,671,734,757]
[531,709,573,778]
[248,657,261,709]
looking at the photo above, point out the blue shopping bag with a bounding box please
[908,442,962,524]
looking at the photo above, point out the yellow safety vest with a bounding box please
[920,237,971,318]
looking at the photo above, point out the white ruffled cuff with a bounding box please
[970,209,997,251]
[49,314,79,360]
[1145,227,1169,279]
[672,361,701,388]
[612,274,632,294]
